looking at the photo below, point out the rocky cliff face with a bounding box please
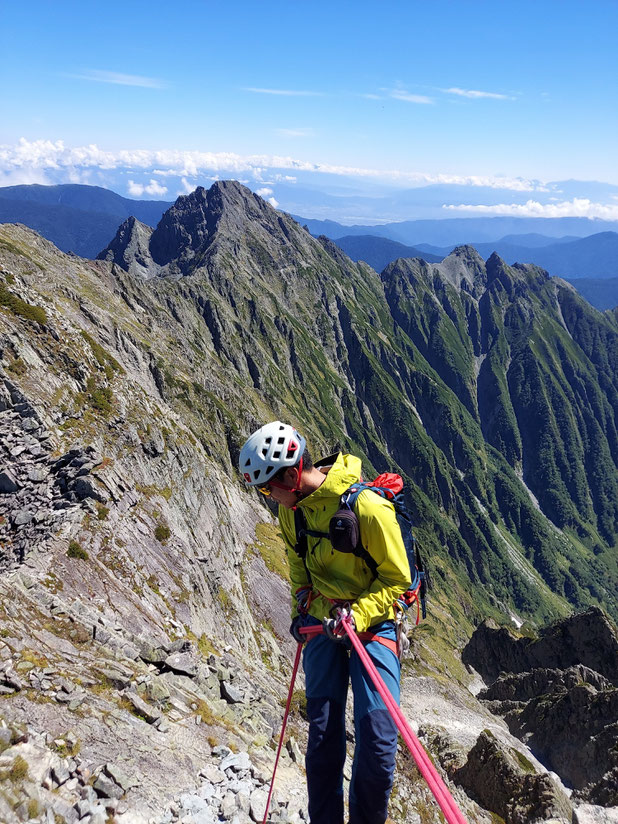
[1,181,618,822]
[464,608,618,807]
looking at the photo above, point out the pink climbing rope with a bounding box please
[262,642,303,824]
[340,615,468,824]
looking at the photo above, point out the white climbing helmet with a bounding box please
[239,421,306,486]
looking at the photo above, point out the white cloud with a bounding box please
[256,187,273,197]
[0,167,50,186]
[244,87,322,97]
[127,178,168,197]
[0,138,551,192]
[275,128,314,138]
[389,89,434,104]
[177,177,197,195]
[69,70,168,89]
[443,87,512,100]
[268,196,279,208]
[442,198,618,219]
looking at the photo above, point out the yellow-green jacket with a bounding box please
[279,452,411,633]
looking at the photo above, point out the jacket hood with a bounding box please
[298,452,361,512]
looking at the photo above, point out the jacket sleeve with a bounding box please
[278,506,310,620]
[352,491,412,633]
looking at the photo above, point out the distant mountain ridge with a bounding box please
[0,184,171,257]
[415,232,618,279]
[320,234,442,270]
[2,182,618,261]
[296,214,618,247]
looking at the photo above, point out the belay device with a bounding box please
[294,470,430,628]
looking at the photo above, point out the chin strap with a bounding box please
[292,456,303,494]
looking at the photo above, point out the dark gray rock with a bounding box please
[93,771,124,800]
[125,691,162,724]
[453,731,572,824]
[221,680,244,704]
[463,608,618,687]
[0,469,20,493]
[164,651,198,677]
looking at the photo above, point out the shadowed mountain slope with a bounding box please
[331,234,442,271]
[0,184,172,257]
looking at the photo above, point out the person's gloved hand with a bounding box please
[323,606,355,642]
[290,615,306,644]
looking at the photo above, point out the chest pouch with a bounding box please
[329,508,360,553]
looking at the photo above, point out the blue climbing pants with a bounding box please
[302,619,400,824]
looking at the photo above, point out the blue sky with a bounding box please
[2,0,618,219]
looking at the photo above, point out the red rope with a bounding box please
[341,616,468,824]
[262,642,303,824]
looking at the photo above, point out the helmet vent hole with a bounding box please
[273,450,281,458]
[286,447,295,459]
[266,465,274,474]
[265,437,272,444]
[244,459,251,467]
[277,437,285,445]
[253,470,260,480]
[261,447,268,456]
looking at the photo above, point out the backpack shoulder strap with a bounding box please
[293,506,312,586]
[340,483,380,577]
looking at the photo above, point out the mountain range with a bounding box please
[1,180,617,820]
[330,231,618,309]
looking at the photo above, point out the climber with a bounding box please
[239,421,411,824]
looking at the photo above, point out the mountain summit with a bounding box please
[98,181,297,278]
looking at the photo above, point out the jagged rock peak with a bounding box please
[463,606,618,686]
[97,216,156,279]
[98,180,288,278]
[149,180,279,267]
[433,244,487,295]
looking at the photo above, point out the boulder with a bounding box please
[453,731,572,824]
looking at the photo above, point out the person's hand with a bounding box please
[323,606,355,642]
[290,616,306,644]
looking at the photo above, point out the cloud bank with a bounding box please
[443,198,618,219]
[127,179,168,197]
[0,138,547,192]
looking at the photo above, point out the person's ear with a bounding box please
[283,466,298,485]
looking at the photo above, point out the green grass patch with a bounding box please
[0,282,47,325]
[154,523,171,544]
[80,330,124,378]
[67,541,89,560]
[96,503,109,521]
[511,747,536,773]
[253,522,288,579]
[198,634,219,657]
